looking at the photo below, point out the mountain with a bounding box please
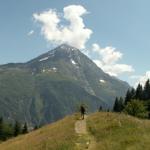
[1,112,150,150]
[0,44,129,125]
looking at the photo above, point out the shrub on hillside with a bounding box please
[124,100,148,118]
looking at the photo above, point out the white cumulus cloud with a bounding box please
[91,43,134,76]
[134,71,150,87]
[33,5,92,49]
[33,5,135,78]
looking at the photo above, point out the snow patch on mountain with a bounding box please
[99,79,105,83]
[39,56,49,62]
[71,59,77,65]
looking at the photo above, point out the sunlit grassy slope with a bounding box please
[0,116,77,150]
[87,112,150,150]
[1,112,150,150]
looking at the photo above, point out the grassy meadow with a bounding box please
[87,112,150,150]
[1,112,150,150]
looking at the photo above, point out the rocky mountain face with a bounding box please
[0,44,129,125]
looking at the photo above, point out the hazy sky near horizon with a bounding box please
[0,0,150,86]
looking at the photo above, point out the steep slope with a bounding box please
[0,44,129,125]
[0,69,104,125]
[1,44,129,105]
[1,113,150,150]
[25,44,130,106]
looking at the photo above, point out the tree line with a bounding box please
[0,118,28,141]
[113,79,150,118]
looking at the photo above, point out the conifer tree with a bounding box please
[113,97,119,112]
[0,117,3,140]
[125,88,136,105]
[99,106,103,112]
[118,97,124,112]
[22,122,28,134]
[14,121,21,137]
[113,97,124,112]
[130,88,136,99]
[125,89,132,105]
[135,84,143,100]
[143,79,150,100]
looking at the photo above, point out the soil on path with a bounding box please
[74,115,96,150]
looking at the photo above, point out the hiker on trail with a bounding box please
[80,105,86,120]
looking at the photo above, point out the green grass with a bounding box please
[1,112,150,150]
[87,112,150,150]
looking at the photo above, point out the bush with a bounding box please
[124,100,148,118]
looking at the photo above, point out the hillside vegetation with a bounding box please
[87,112,150,150]
[0,116,77,150]
[1,112,150,150]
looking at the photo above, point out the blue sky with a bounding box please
[0,0,150,86]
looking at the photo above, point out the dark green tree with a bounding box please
[143,79,150,100]
[114,97,122,112]
[0,118,14,141]
[0,117,4,140]
[125,89,132,105]
[125,88,136,105]
[135,84,143,100]
[98,105,103,112]
[22,122,28,134]
[113,97,124,112]
[130,88,136,99]
[113,97,119,112]
[14,121,21,137]
[118,97,124,112]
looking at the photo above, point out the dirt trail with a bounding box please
[75,118,87,134]
[74,116,96,150]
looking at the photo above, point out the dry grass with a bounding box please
[87,112,150,150]
[1,112,150,150]
[0,116,77,150]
